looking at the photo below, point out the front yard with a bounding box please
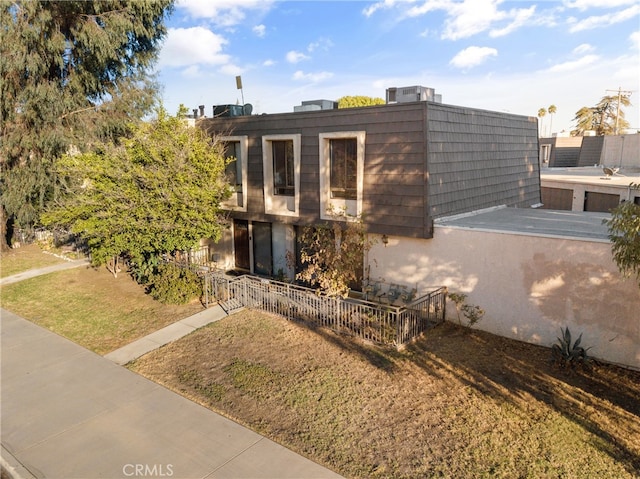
[130,310,640,479]
[2,245,639,478]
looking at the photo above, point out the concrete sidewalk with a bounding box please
[0,258,91,286]
[1,309,343,479]
[104,306,230,365]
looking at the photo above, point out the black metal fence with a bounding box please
[204,273,446,347]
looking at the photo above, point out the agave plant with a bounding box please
[551,327,592,368]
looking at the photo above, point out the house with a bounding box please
[198,98,540,279]
[196,95,639,369]
[539,132,639,169]
[539,133,640,211]
[541,167,640,211]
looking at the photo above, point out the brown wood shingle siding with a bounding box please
[201,101,540,238]
[426,103,540,218]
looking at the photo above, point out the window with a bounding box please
[224,141,242,192]
[221,135,248,211]
[272,140,294,196]
[330,138,357,199]
[319,131,365,220]
[262,134,301,216]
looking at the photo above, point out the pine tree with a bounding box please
[0,0,174,249]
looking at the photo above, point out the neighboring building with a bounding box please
[539,132,639,169]
[198,100,540,278]
[541,167,640,212]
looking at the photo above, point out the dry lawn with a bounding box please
[0,243,68,277]
[130,309,640,479]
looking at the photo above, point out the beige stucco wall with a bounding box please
[602,134,640,168]
[367,228,640,369]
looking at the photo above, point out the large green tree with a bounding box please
[571,94,631,136]
[42,108,231,276]
[0,0,174,249]
[337,96,385,108]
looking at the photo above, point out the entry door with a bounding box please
[233,220,250,270]
[253,222,272,276]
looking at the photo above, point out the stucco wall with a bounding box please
[367,228,640,369]
[602,134,640,168]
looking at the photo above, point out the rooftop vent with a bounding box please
[386,86,442,104]
[294,99,338,112]
[212,104,253,117]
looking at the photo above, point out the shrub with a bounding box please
[148,263,203,304]
[448,292,485,328]
[551,327,593,369]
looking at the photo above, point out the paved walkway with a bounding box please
[1,261,343,479]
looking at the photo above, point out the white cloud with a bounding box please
[362,0,406,18]
[263,59,276,67]
[253,24,266,37]
[573,43,595,54]
[630,31,640,49]
[449,46,498,69]
[546,54,600,73]
[563,0,638,12]
[159,27,229,68]
[308,38,334,53]
[568,4,640,32]
[489,5,536,37]
[292,70,334,82]
[176,0,274,27]
[286,50,310,63]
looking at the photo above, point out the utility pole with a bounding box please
[606,87,633,135]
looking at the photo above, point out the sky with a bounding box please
[156,0,640,135]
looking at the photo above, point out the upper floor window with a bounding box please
[221,135,248,212]
[330,138,357,199]
[272,140,295,196]
[224,141,242,192]
[262,134,301,216]
[319,131,365,220]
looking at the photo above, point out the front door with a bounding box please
[233,220,250,270]
[252,222,272,276]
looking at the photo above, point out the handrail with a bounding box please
[203,272,446,347]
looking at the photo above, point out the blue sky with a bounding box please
[156,0,640,135]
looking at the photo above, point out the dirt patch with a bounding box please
[130,310,640,479]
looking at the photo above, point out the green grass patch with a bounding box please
[0,266,204,355]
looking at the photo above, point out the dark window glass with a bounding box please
[224,141,242,192]
[330,138,357,199]
[273,140,294,196]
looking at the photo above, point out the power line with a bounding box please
[605,87,634,135]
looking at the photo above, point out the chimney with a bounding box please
[192,109,198,118]
[199,105,205,118]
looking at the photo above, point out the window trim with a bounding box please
[221,135,248,212]
[319,131,365,221]
[262,134,301,216]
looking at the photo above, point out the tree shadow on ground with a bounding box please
[403,322,640,475]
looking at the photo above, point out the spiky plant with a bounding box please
[551,327,592,369]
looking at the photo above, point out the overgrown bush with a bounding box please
[148,263,203,304]
[128,253,160,285]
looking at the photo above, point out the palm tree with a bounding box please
[537,108,547,137]
[547,105,557,136]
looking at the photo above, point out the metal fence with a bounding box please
[204,273,446,347]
